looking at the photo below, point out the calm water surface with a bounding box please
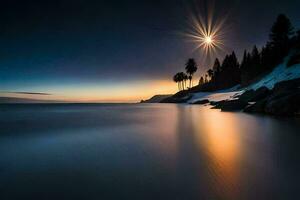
[0,103,300,199]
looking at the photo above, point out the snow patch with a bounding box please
[187,86,243,104]
[188,53,300,104]
[247,56,300,90]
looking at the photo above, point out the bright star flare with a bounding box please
[184,5,228,58]
[205,36,212,44]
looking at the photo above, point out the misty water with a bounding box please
[0,103,300,199]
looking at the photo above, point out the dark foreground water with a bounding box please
[0,103,300,200]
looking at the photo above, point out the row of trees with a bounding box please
[173,59,198,91]
[196,51,240,90]
[196,14,300,91]
[240,14,295,85]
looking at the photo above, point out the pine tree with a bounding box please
[212,58,221,85]
[229,51,241,86]
[213,58,221,73]
[269,14,294,65]
[240,50,249,85]
[270,14,294,47]
[250,45,260,78]
[199,76,204,86]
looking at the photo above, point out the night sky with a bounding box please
[1,0,300,102]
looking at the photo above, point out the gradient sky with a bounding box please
[1,0,300,102]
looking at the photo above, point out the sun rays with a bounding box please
[184,3,228,60]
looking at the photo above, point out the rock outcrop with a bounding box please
[239,86,270,102]
[160,90,192,103]
[211,99,248,111]
[192,99,209,105]
[210,78,300,116]
[243,78,300,116]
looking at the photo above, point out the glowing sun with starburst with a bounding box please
[184,8,227,57]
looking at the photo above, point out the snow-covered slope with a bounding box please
[187,86,243,104]
[188,54,300,104]
[248,56,300,90]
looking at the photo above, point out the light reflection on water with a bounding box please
[192,109,242,199]
[0,103,300,200]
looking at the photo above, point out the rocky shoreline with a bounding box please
[158,78,300,117]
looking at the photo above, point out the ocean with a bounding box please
[0,103,300,199]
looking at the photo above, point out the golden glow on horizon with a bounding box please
[1,80,177,103]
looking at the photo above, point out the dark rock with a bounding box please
[160,90,192,103]
[141,94,172,103]
[264,90,300,116]
[239,90,255,101]
[243,79,300,116]
[160,94,192,103]
[244,99,267,113]
[173,90,190,98]
[287,53,300,67]
[239,87,270,102]
[250,86,271,101]
[272,78,300,93]
[210,106,220,109]
[193,99,209,105]
[212,100,248,111]
[210,100,226,106]
[265,79,300,103]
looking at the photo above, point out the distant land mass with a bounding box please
[140,95,172,103]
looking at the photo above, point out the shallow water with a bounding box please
[0,103,300,199]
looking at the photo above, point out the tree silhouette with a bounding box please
[218,51,240,88]
[240,50,248,85]
[241,45,260,84]
[211,58,221,85]
[173,73,180,91]
[173,14,297,92]
[213,58,221,73]
[207,69,214,81]
[185,58,198,88]
[178,72,188,90]
[270,14,294,47]
[199,76,204,85]
[183,73,188,90]
[173,72,189,91]
[269,14,294,65]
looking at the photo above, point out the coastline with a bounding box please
[143,77,300,117]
